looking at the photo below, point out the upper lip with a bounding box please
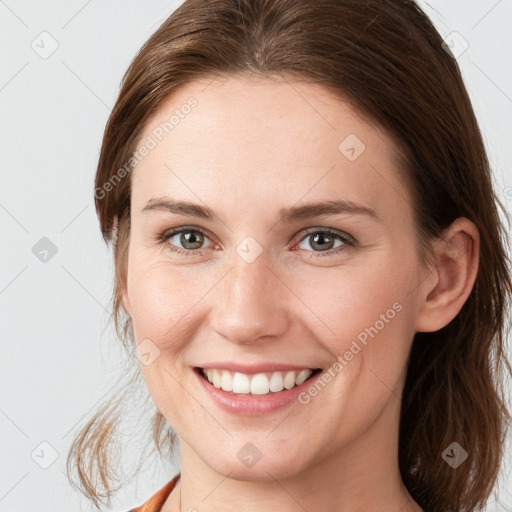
[196,362,321,374]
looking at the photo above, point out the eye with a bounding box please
[294,228,355,258]
[156,226,355,258]
[158,227,214,256]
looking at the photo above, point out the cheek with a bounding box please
[305,251,415,329]
[300,249,418,376]
[127,258,214,346]
[127,261,207,407]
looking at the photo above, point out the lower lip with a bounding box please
[194,368,322,416]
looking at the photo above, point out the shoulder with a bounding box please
[126,473,181,512]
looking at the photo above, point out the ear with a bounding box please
[414,217,480,333]
[119,283,132,316]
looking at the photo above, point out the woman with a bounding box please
[67,1,512,511]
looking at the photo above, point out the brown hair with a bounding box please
[66,1,512,510]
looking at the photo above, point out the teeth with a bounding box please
[269,371,284,392]
[283,371,296,390]
[232,372,250,393]
[220,370,233,392]
[212,370,221,388]
[250,373,269,394]
[295,369,311,385]
[202,368,315,395]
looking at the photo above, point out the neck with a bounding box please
[162,394,423,512]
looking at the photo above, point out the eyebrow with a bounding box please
[141,197,380,223]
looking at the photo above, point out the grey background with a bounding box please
[0,1,511,511]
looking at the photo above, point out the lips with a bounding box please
[196,361,321,374]
[194,365,324,415]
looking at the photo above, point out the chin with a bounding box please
[202,448,310,482]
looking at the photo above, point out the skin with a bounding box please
[120,74,479,512]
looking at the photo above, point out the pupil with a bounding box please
[182,231,202,249]
[312,233,332,250]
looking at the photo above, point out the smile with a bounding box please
[195,367,322,396]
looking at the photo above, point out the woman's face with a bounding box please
[122,74,433,481]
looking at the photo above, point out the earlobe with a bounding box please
[414,217,480,333]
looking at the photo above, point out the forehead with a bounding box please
[131,74,409,223]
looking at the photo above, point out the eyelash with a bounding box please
[155,226,356,259]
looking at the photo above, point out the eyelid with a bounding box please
[292,226,354,245]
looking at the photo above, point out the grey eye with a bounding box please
[297,231,346,252]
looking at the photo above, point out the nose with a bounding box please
[210,250,290,345]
